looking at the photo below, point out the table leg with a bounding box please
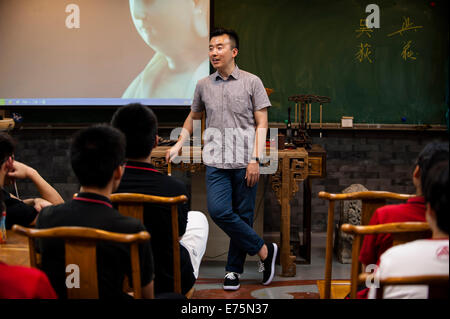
[280,158,297,277]
[300,177,312,264]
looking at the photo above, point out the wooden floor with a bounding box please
[192,278,320,299]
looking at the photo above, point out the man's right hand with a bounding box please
[165,143,182,163]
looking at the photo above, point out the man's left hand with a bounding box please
[245,162,260,187]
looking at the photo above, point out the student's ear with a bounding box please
[1,156,13,173]
[113,165,124,181]
[413,165,420,179]
[154,135,159,148]
[111,165,124,192]
[5,156,13,171]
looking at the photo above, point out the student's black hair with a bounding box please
[423,160,449,234]
[0,132,15,165]
[111,104,158,159]
[210,28,239,50]
[70,124,126,188]
[416,142,449,190]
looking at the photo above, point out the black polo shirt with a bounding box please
[116,161,195,295]
[36,192,154,299]
[1,188,38,229]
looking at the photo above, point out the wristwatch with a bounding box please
[251,157,260,163]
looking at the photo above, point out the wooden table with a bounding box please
[151,144,326,276]
[0,230,29,266]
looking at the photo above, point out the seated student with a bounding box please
[0,132,64,229]
[111,104,209,295]
[36,125,155,299]
[369,160,449,299]
[360,142,448,265]
[0,193,57,299]
[357,142,448,298]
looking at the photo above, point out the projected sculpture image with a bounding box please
[123,0,210,100]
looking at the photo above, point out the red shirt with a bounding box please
[359,196,427,266]
[0,262,57,299]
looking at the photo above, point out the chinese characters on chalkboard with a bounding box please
[388,17,423,61]
[355,16,423,63]
[355,18,374,63]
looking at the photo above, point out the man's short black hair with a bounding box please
[423,160,449,234]
[417,142,449,190]
[70,125,126,188]
[111,104,158,159]
[0,132,15,165]
[210,28,239,50]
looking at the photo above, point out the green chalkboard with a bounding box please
[214,0,449,125]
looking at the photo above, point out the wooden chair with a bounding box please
[11,224,150,299]
[317,191,415,299]
[358,273,449,299]
[110,193,191,296]
[342,222,431,299]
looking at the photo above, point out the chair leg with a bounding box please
[324,200,335,299]
[185,287,195,299]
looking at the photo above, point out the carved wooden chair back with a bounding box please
[110,193,188,295]
[318,191,415,299]
[342,222,431,298]
[12,224,150,299]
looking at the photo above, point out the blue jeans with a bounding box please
[205,166,264,274]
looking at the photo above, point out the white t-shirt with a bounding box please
[369,239,449,299]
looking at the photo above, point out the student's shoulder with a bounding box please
[36,202,69,227]
[110,208,147,233]
[373,202,413,222]
[39,201,68,217]
[159,175,188,196]
[381,240,425,261]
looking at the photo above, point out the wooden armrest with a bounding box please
[12,225,150,243]
[318,191,413,201]
[341,222,430,235]
[111,193,188,205]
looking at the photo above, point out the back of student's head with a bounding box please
[417,142,449,189]
[111,104,158,159]
[423,160,449,234]
[70,125,125,188]
[0,132,15,165]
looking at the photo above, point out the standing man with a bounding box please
[166,28,277,291]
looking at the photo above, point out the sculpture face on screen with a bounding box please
[123,0,210,100]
